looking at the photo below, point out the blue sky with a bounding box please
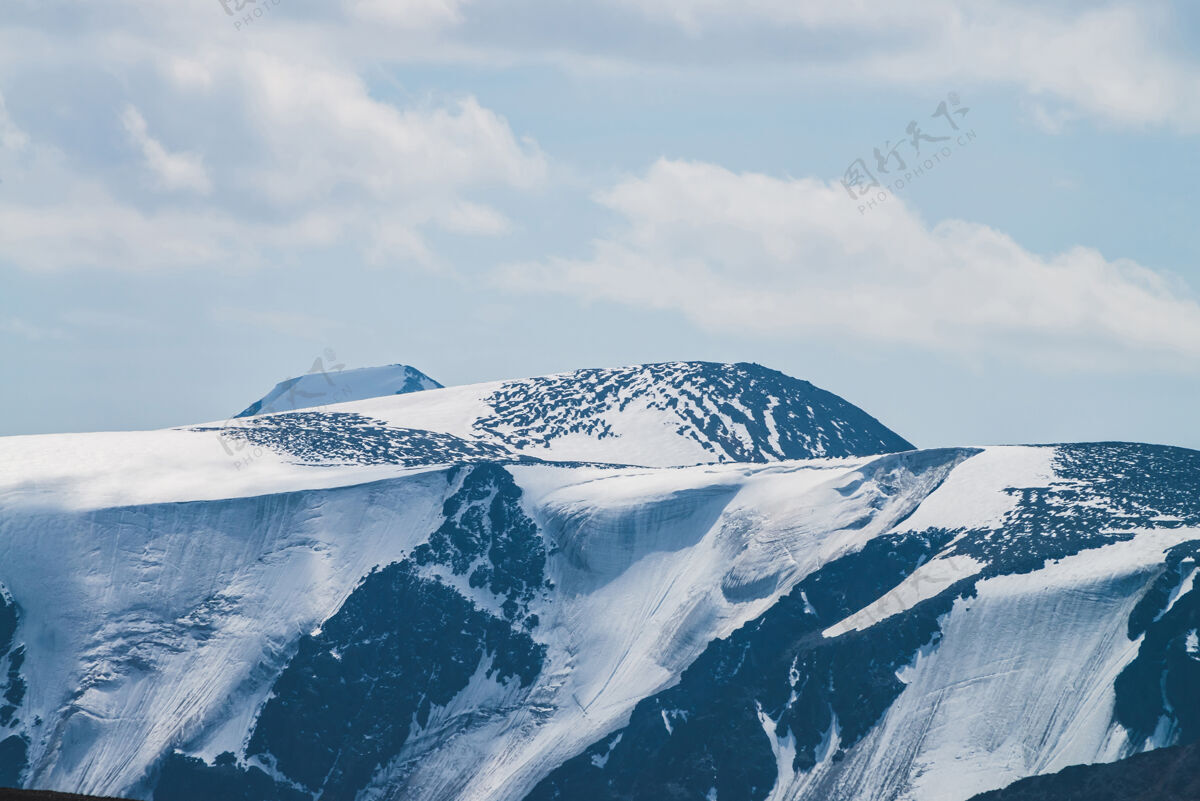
[2,0,1199,450]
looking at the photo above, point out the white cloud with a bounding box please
[6,0,1200,135]
[341,0,1199,134]
[0,194,252,272]
[228,52,545,207]
[614,0,954,33]
[59,310,153,333]
[0,183,443,272]
[211,306,344,340]
[499,158,1200,370]
[855,4,1200,131]
[0,92,28,151]
[121,105,213,194]
[613,0,1200,132]
[0,318,68,342]
[0,0,1194,288]
[345,0,471,28]
[0,35,545,272]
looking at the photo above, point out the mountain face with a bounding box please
[525,443,1200,801]
[235,364,442,418]
[0,362,1196,801]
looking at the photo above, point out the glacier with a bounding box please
[0,361,1195,801]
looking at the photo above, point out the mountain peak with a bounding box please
[231,360,915,467]
[235,363,441,418]
[217,360,910,468]
[470,360,914,462]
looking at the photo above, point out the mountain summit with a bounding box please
[463,361,914,463]
[234,363,442,418]
[229,360,913,468]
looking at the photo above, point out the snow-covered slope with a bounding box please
[0,450,962,800]
[235,363,442,417]
[224,361,914,467]
[0,362,1196,801]
[530,443,1200,801]
[0,362,907,511]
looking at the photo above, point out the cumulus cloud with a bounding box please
[499,158,1200,369]
[1,0,1194,288]
[211,305,344,340]
[597,0,1200,131]
[0,318,68,342]
[853,3,1200,131]
[613,0,954,32]
[7,0,1200,135]
[121,105,213,194]
[225,52,545,207]
[0,27,545,272]
[0,192,323,272]
[0,92,28,151]
[345,0,472,28]
[366,0,1196,133]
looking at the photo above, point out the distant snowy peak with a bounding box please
[217,361,914,468]
[470,361,914,463]
[235,363,441,418]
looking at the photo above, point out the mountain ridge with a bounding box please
[214,360,914,469]
[0,361,1194,801]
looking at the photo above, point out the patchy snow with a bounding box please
[589,734,622,769]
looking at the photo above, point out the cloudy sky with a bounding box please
[2,0,1199,449]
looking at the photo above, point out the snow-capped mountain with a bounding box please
[235,364,442,418]
[223,361,914,468]
[0,362,1195,801]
